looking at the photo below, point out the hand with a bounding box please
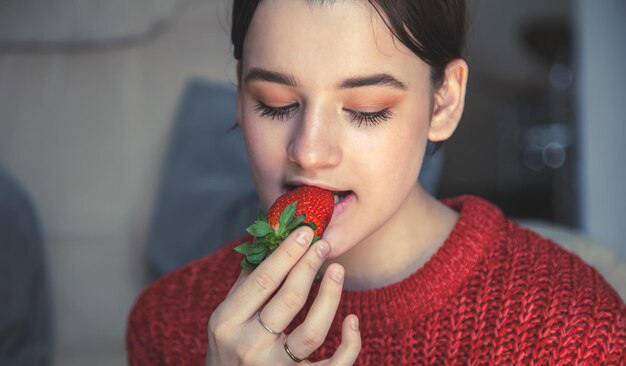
[206,226,361,365]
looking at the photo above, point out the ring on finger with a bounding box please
[256,312,281,335]
[284,335,307,363]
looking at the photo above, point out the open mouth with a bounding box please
[284,184,351,205]
[333,191,351,204]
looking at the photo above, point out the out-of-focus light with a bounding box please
[523,123,570,171]
[542,141,567,169]
[524,144,545,172]
[549,63,574,89]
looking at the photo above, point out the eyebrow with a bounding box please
[244,68,297,87]
[244,67,407,91]
[338,74,407,91]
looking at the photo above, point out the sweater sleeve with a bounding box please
[542,252,626,365]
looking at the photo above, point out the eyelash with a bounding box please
[349,109,393,127]
[252,102,393,127]
[253,102,297,121]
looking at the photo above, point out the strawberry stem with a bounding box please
[235,200,322,271]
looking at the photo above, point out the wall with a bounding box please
[0,1,234,364]
[0,0,180,44]
[575,0,626,259]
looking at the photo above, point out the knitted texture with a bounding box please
[127,196,626,365]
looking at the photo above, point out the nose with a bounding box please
[287,107,342,171]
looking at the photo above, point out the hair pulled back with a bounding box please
[231,0,466,88]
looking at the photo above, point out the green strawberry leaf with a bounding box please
[286,214,306,232]
[268,239,281,252]
[253,235,273,248]
[246,251,267,264]
[279,201,298,232]
[233,242,253,254]
[312,235,321,244]
[246,220,273,237]
[234,242,266,256]
[240,258,257,271]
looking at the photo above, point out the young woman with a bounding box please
[127,0,626,364]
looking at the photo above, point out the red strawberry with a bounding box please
[234,185,335,271]
[266,185,334,237]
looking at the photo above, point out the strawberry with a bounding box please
[266,185,334,237]
[234,185,334,271]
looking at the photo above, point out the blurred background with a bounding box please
[0,0,624,364]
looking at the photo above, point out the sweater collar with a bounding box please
[320,195,508,334]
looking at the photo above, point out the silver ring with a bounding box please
[256,312,280,335]
[284,335,306,363]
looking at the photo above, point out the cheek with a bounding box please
[354,125,427,215]
[367,126,426,181]
[242,120,285,196]
[244,125,267,160]
[363,98,430,175]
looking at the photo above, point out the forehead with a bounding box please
[242,0,426,87]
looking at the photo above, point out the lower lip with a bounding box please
[332,192,355,219]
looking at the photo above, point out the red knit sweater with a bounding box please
[127,196,626,365]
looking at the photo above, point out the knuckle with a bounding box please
[208,318,230,343]
[207,309,222,334]
[301,257,319,273]
[253,270,276,291]
[278,245,300,263]
[236,344,256,364]
[207,315,217,334]
[281,290,306,311]
[207,309,233,344]
[301,328,325,349]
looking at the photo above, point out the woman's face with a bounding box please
[237,0,439,258]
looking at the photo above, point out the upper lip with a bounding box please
[285,179,349,193]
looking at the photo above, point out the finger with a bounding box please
[223,226,314,321]
[323,315,361,366]
[226,270,250,297]
[258,239,332,334]
[283,263,345,359]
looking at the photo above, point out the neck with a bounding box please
[322,186,459,291]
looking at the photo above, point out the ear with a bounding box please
[428,59,468,142]
[235,61,243,127]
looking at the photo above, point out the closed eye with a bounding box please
[252,102,393,127]
[253,102,298,121]
[345,108,393,127]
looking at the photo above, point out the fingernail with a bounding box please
[330,266,344,282]
[316,241,330,258]
[295,229,310,245]
[351,317,359,331]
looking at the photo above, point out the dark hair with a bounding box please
[231,0,466,88]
